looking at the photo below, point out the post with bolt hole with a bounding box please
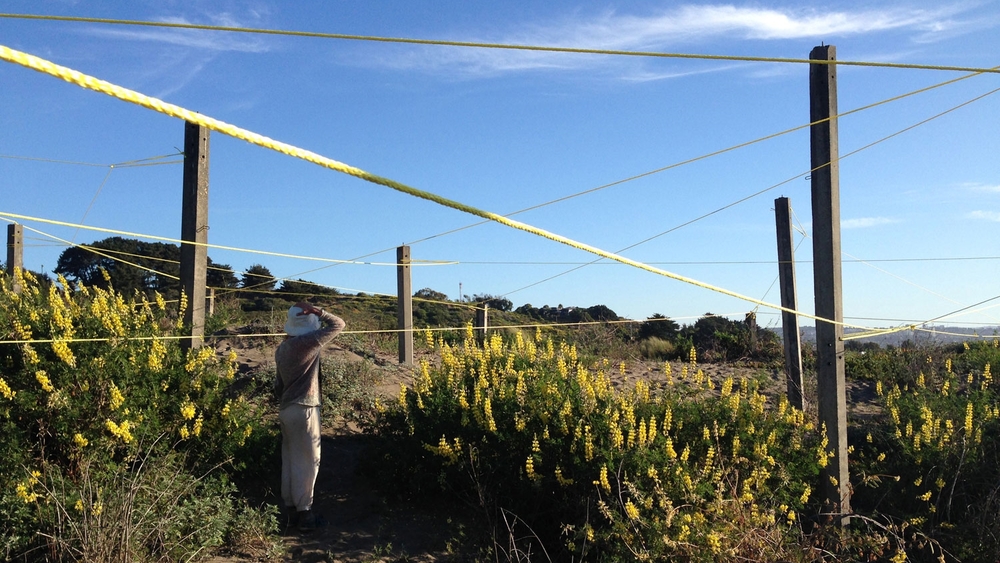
[809,44,850,524]
[397,245,413,365]
[180,121,210,352]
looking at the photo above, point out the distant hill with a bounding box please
[788,325,1000,347]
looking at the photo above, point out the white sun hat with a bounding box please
[284,306,321,336]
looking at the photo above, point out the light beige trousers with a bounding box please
[279,404,321,511]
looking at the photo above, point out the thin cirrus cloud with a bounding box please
[77,14,271,99]
[80,16,271,53]
[841,217,901,229]
[969,210,1000,222]
[364,4,969,78]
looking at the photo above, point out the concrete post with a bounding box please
[6,224,23,294]
[810,45,850,521]
[180,122,210,351]
[397,245,413,365]
[775,197,805,410]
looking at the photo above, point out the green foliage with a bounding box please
[369,329,823,561]
[513,303,619,324]
[278,278,338,297]
[679,314,782,364]
[637,313,680,342]
[0,269,280,560]
[472,293,513,312]
[850,346,1000,561]
[242,263,276,291]
[320,355,384,424]
[952,338,1000,376]
[54,236,237,298]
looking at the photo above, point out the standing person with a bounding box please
[274,301,345,532]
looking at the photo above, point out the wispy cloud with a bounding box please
[76,11,272,100]
[961,182,1000,193]
[358,3,976,79]
[81,15,270,53]
[969,210,1000,222]
[842,217,900,229]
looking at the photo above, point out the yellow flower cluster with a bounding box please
[109,381,125,410]
[35,370,55,393]
[424,435,463,464]
[15,470,42,504]
[0,377,15,400]
[148,339,167,372]
[180,399,197,420]
[105,419,134,443]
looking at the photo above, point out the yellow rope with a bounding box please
[0,44,844,327]
[0,211,450,267]
[2,13,999,74]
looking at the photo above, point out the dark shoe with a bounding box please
[284,506,299,528]
[298,509,316,532]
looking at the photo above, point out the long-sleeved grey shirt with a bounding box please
[274,310,346,409]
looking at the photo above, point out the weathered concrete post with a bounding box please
[809,45,850,522]
[397,245,413,365]
[180,121,210,351]
[6,224,23,294]
[775,196,805,410]
[475,304,489,344]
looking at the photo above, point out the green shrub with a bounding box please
[0,269,279,561]
[637,337,675,360]
[369,326,824,561]
[852,352,1000,561]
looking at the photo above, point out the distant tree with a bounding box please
[56,237,179,295]
[414,288,449,302]
[241,264,276,292]
[472,293,513,312]
[279,278,338,297]
[56,237,240,297]
[585,305,618,322]
[638,314,680,341]
[207,262,239,290]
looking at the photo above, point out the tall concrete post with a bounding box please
[6,224,23,294]
[475,304,489,344]
[397,245,413,365]
[180,122,210,351]
[775,197,805,410]
[809,45,850,521]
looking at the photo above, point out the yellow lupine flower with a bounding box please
[0,377,15,400]
[965,402,974,436]
[52,339,76,368]
[524,456,536,479]
[554,466,574,486]
[35,370,55,393]
[597,465,611,493]
[109,382,125,410]
[180,400,196,420]
[624,500,640,520]
[800,486,811,504]
[73,433,89,448]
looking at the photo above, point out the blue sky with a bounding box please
[2,1,999,330]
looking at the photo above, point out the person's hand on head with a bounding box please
[294,302,322,316]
